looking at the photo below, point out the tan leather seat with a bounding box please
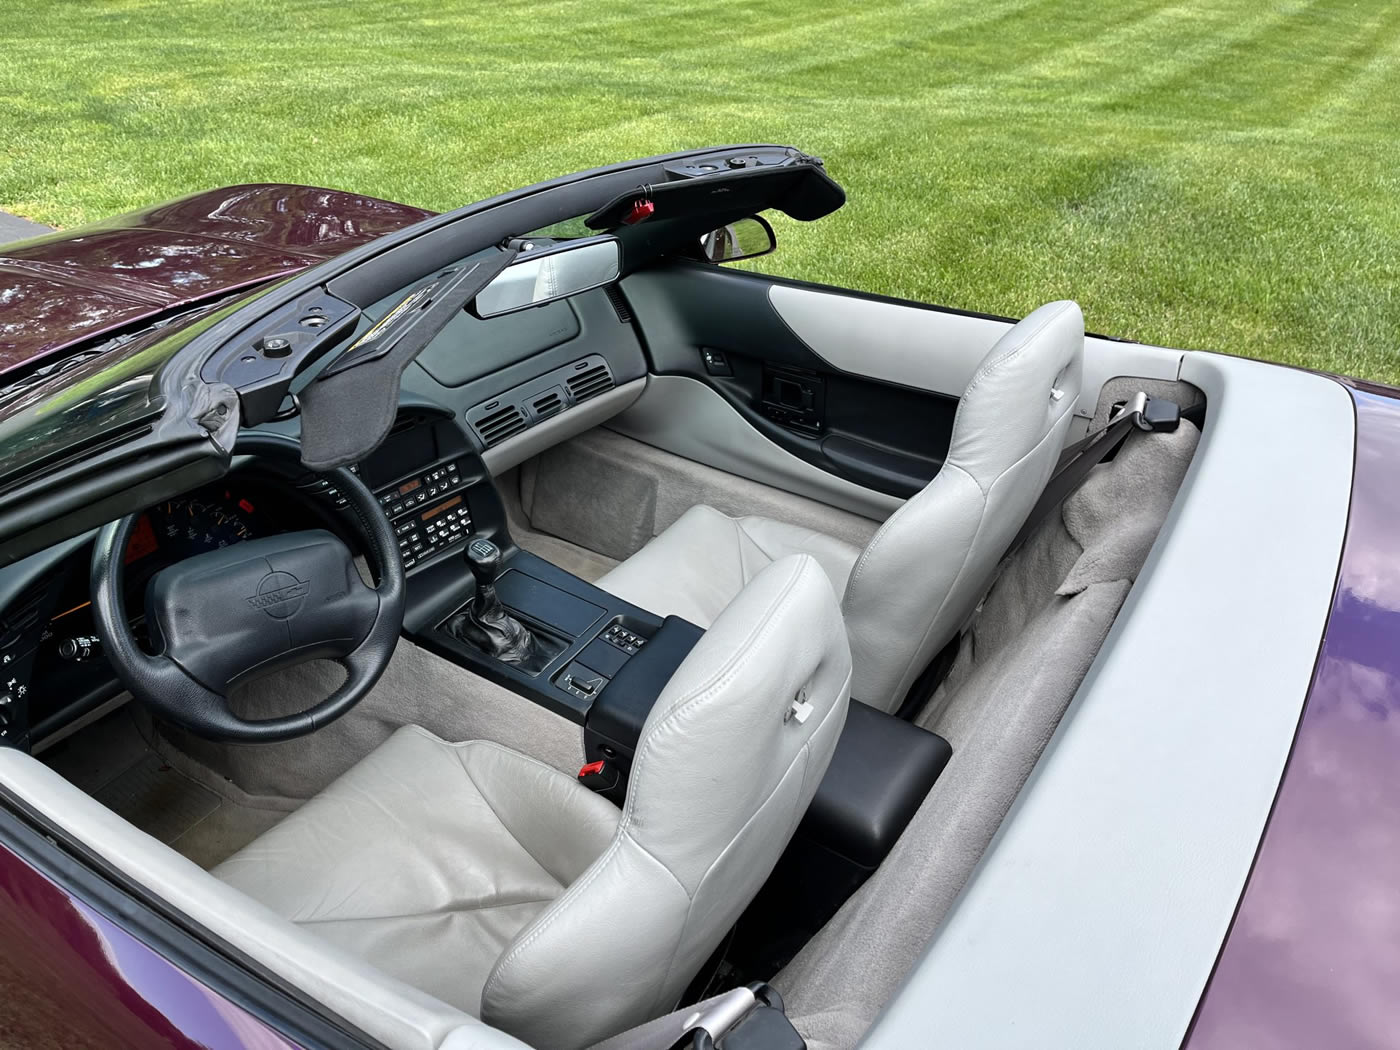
[215,553,852,1050]
[598,300,1085,713]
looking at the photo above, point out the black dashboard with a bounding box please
[0,406,512,752]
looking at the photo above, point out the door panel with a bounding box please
[619,263,963,500]
[607,375,904,522]
[767,283,1007,397]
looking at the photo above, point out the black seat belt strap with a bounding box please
[952,392,1180,642]
[1006,391,1180,558]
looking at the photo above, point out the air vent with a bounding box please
[566,363,614,403]
[604,285,633,324]
[471,404,527,447]
[466,355,617,453]
[531,390,564,420]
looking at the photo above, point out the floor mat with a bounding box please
[85,750,285,868]
[94,754,221,843]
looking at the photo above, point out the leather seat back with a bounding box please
[480,554,852,1048]
[842,300,1085,709]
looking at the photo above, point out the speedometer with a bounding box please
[152,497,252,552]
[126,495,258,568]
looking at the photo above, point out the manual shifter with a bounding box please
[449,536,537,664]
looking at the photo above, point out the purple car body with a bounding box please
[1186,382,1400,1050]
[0,180,1396,1048]
[0,184,434,375]
[0,843,301,1048]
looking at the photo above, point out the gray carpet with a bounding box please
[517,427,883,564]
[495,466,619,582]
[154,638,587,802]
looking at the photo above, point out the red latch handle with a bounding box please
[622,199,655,225]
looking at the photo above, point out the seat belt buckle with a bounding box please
[578,758,620,792]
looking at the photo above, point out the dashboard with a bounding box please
[1,278,651,753]
[0,407,497,752]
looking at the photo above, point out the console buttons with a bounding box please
[602,623,647,654]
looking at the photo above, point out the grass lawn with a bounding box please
[2,0,1398,381]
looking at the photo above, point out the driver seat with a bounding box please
[213,553,851,1050]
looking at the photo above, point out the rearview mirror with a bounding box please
[473,236,621,318]
[699,216,776,263]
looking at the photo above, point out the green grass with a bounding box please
[2,0,1399,380]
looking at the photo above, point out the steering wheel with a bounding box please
[90,432,406,742]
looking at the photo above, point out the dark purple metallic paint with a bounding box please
[0,184,433,375]
[0,840,301,1049]
[1186,384,1400,1049]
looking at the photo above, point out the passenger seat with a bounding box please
[597,300,1085,713]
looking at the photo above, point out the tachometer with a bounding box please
[127,495,257,566]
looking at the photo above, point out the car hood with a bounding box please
[0,184,434,375]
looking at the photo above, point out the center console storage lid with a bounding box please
[802,700,952,870]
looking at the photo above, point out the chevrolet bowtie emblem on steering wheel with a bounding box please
[246,571,311,619]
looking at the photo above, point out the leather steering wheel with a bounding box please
[91,432,405,742]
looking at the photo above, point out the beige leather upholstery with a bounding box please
[598,300,1085,713]
[216,554,852,1050]
[214,731,620,1016]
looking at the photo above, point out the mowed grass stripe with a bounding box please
[1,0,1396,381]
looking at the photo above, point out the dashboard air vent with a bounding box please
[566,363,614,403]
[531,390,564,420]
[465,355,618,454]
[471,404,527,448]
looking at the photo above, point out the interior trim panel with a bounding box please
[768,283,999,397]
[606,375,902,521]
[483,379,644,476]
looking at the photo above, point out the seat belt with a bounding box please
[587,983,804,1050]
[1007,390,1180,559]
[956,391,1180,632]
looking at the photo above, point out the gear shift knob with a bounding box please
[450,534,536,666]
[466,536,501,589]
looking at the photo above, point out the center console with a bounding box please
[349,408,703,734]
